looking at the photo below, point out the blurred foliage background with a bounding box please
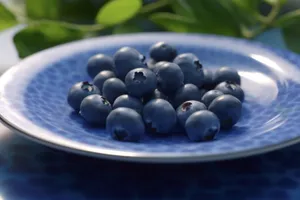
[1,0,300,58]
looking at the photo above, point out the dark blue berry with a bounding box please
[106,107,145,142]
[143,89,169,103]
[214,66,241,85]
[149,61,168,74]
[87,54,115,78]
[208,94,242,129]
[173,53,205,87]
[173,84,204,108]
[93,70,115,93]
[176,100,207,127]
[102,78,127,104]
[203,69,217,90]
[113,94,143,114]
[146,59,156,71]
[185,110,220,142]
[125,68,157,98]
[149,42,177,62]
[215,81,244,102]
[113,47,146,80]
[143,99,177,134]
[67,81,100,111]
[201,90,224,107]
[156,62,184,95]
[80,94,111,126]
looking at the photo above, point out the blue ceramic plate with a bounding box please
[1,33,300,163]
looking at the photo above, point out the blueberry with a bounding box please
[149,42,177,62]
[173,84,205,108]
[201,90,224,107]
[106,107,145,142]
[214,66,241,85]
[67,81,100,111]
[208,94,242,129]
[203,69,217,90]
[93,70,115,93]
[143,89,169,103]
[113,47,146,80]
[215,81,244,102]
[102,78,127,104]
[143,99,177,134]
[87,54,115,78]
[156,62,184,95]
[79,94,111,125]
[176,100,207,127]
[113,94,143,114]
[149,61,168,74]
[125,68,157,98]
[173,53,205,87]
[146,59,156,71]
[185,110,220,142]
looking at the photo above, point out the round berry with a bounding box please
[143,99,177,134]
[113,47,146,80]
[87,54,115,78]
[176,100,207,127]
[156,62,184,95]
[80,94,111,126]
[125,68,157,98]
[208,94,242,129]
[67,81,100,112]
[214,66,241,85]
[149,42,177,62]
[106,107,145,142]
[201,90,224,107]
[93,70,115,93]
[143,89,169,103]
[215,81,244,102]
[203,69,217,90]
[185,110,220,142]
[150,61,168,74]
[102,78,127,104]
[173,84,205,108]
[173,53,205,87]
[113,94,143,114]
[146,59,156,71]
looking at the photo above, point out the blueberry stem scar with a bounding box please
[182,102,192,111]
[81,81,94,92]
[113,128,128,141]
[194,60,203,71]
[133,72,146,82]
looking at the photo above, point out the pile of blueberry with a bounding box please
[67,42,244,142]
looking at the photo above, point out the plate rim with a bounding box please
[1,32,299,163]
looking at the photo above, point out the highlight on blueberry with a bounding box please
[214,66,241,85]
[106,107,145,142]
[149,42,177,62]
[67,81,100,112]
[87,54,115,78]
[215,81,244,102]
[93,70,115,93]
[113,94,143,114]
[185,110,220,142]
[80,94,112,126]
[113,47,146,80]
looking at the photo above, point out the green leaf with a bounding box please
[263,0,287,5]
[113,23,142,34]
[172,0,195,19]
[149,13,198,32]
[13,21,84,58]
[26,0,61,20]
[275,9,300,27]
[0,3,18,31]
[184,0,241,36]
[25,0,105,23]
[278,12,300,53]
[96,0,142,25]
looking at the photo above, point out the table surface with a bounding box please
[0,29,299,200]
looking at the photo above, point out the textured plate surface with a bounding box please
[1,33,300,162]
